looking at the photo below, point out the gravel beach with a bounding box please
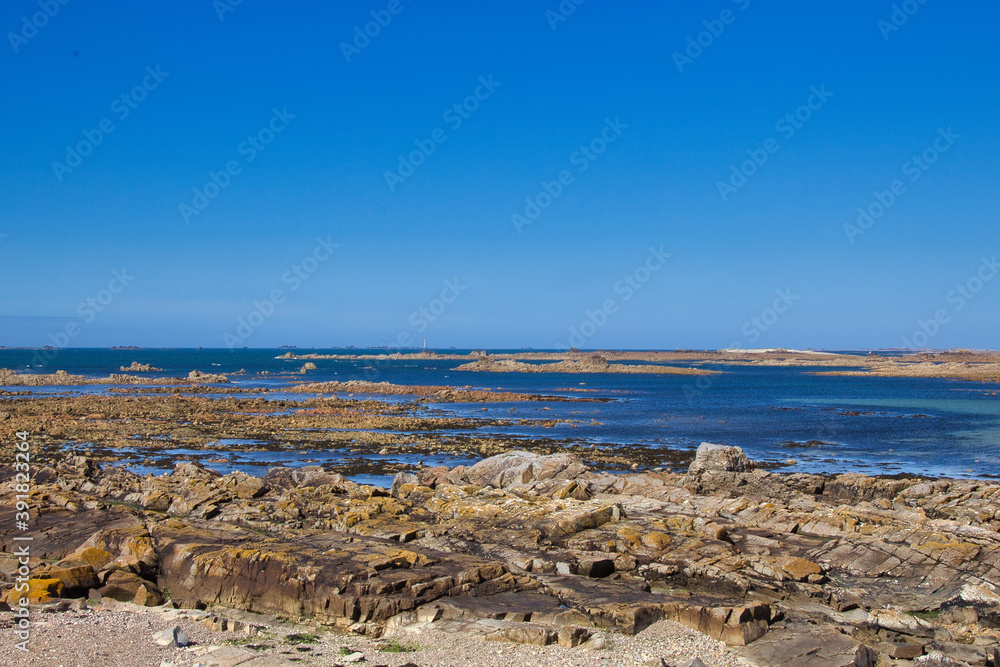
[0,603,739,667]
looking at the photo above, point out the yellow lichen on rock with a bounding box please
[2,577,64,605]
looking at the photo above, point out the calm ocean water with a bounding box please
[2,348,998,480]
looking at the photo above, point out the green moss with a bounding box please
[285,632,319,644]
[379,639,419,653]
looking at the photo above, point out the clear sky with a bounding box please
[1,1,998,350]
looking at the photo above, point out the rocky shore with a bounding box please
[3,444,999,666]
[277,351,716,375]
[0,368,228,386]
[1,361,999,665]
[286,379,609,402]
[813,360,1000,383]
[452,355,717,375]
[0,387,685,481]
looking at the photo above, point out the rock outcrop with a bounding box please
[433,450,589,490]
[287,379,603,403]
[119,362,162,372]
[0,368,227,386]
[687,443,755,475]
[186,369,228,384]
[453,355,716,375]
[2,448,999,664]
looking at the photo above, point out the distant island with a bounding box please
[272,348,1000,382]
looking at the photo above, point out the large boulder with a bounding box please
[264,466,346,490]
[687,443,755,475]
[391,471,419,498]
[220,470,268,499]
[58,456,102,478]
[448,451,588,489]
[1,578,63,605]
[172,461,221,480]
[35,564,99,595]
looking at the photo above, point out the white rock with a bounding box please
[688,443,755,474]
[342,651,365,663]
[417,605,443,623]
[579,635,607,650]
[867,608,934,635]
[152,624,190,648]
[959,582,1000,605]
[914,651,973,666]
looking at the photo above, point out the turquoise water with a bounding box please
[2,348,998,479]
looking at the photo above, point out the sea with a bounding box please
[2,348,998,481]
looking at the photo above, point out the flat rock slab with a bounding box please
[535,574,769,644]
[431,591,571,622]
[196,645,300,667]
[735,625,878,667]
[201,645,255,667]
[151,518,518,626]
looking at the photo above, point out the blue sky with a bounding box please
[1,1,998,350]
